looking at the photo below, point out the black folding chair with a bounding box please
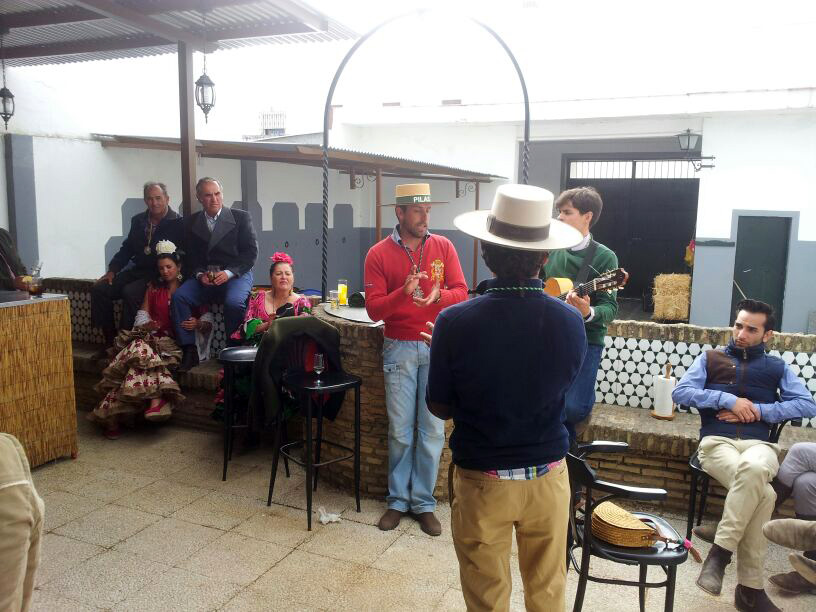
[569,442,689,612]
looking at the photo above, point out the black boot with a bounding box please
[696,543,732,595]
[734,585,781,612]
[178,345,199,373]
[770,476,793,512]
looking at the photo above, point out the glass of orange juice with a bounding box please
[337,279,348,306]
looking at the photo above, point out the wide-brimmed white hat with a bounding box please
[454,183,582,251]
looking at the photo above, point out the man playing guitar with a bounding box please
[541,187,619,445]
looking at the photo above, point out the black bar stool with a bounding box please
[217,346,258,481]
[268,369,362,530]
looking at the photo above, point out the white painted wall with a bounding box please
[256,161,364,230]
[30,137,240,278]
[696,112,816,241]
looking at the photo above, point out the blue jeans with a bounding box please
[382,338,445,513]
[564,342,603,445]
[171,272,254,346]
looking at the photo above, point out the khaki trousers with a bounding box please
[450,463,570,612]
[698,435,780,589]
[0,434,44,612]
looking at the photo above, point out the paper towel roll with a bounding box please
[653,376,676,417]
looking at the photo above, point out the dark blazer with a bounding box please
[109,209,184,276]
[184,206,258,278]
[0,228,26,290]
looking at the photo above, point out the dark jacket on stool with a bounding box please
[0,228,26,290]
[250,316,344,431]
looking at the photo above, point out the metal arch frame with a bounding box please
[319,9,532,299]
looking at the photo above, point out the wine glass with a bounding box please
[313,353,325,384]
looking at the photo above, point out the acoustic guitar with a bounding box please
[544,268,629,300]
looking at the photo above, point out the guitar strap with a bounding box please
[575,240,598,285]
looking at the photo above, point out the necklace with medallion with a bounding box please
[144,220,156,255]
[401,234,428,298]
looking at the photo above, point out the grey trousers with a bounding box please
[777,442,816,517]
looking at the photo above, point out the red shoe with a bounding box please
[144,399,172,422]
[103,427,121,440]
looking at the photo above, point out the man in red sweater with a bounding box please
[365,183,468,536]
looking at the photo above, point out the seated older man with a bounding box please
[673,299,816,612]
[171,177,257,372]
[91,181,183,354]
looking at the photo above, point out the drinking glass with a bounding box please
[329,290,339,310]
[26,275,43,297]
[337,279,348,306]
[207,265,221,282]
[313,353,325,384]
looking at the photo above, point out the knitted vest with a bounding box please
[699,341,784,441]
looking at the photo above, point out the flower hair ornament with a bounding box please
[155,240,178,255]
[270,252,293,265]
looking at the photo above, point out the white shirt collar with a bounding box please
[571,233,592,251]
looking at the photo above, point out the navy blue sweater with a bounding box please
[427,278,587,470]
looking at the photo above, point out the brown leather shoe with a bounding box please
[769,570,816,594]
[414,512,442,536]
[790,551,816,585]
[763,518,816,551]
[693,523,718,544]
[377,509,405,531]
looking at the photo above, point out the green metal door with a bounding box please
[730,216,790,326]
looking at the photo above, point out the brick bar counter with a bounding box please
[312,306,454,502]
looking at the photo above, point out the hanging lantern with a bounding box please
[195,71,215,123]
[0,87,13,130]
[0,32,13,130]
[194,10,214,123]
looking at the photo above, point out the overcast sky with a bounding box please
[8,0,816,140]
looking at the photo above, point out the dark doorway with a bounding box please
[730,216,790,325]
[564,159,700,303]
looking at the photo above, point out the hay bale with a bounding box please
[652,273,691,321]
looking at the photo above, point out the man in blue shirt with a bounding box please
[673,299,816,612]
[427,184,586,611]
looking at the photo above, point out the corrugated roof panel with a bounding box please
[1,0,356,67]
[2,0,74,13]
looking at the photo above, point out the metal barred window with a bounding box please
[569,160,698,180]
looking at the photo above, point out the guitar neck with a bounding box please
[558,279,596,301]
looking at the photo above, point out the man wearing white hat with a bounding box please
[427,183,587,610]
[365,183,468,536]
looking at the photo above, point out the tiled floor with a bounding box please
[29,415,816,611]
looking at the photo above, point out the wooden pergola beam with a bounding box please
[99,136,500,183]
[178,41,197,217]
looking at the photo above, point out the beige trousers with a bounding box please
[0,434,45,612]
[698,435,780,589]
[450,463,570,612]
